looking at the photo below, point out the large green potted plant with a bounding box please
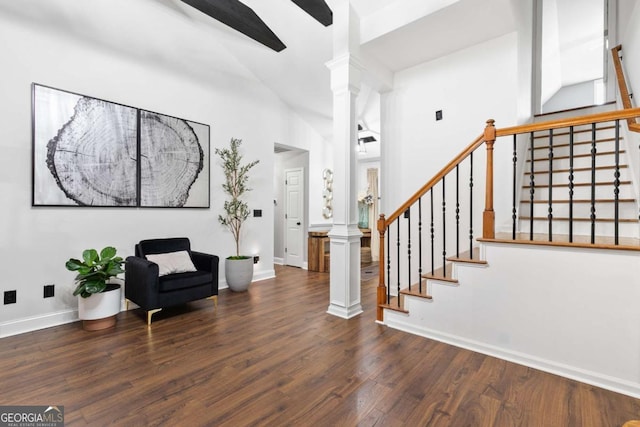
[66,246,125,331]
[215,138,259,292]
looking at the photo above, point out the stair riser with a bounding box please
[530,140,622,160]
[521,184,635,200]
[532,125,618,142]
[527,152,625,171]
[523,168,630,186]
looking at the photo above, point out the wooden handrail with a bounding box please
[377,108,640,321]
[495,108,640,137]
[382,130,488,227]
[612,46,634,108]
[611,45,640,132]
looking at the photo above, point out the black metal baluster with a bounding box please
[569,126,574,242]
[529,132,535,240]
[548,129,553,241]
[442,177,447,277]
[406,208,411,291]
[386,224,390,305]
[418,197,423,293]
[512,135,517,239]
[456,165,460,257]
[614,120,620,245]
[396,220,400,307]
[590,123,597,244]
[469,152,474,259]
[430,189,435,275]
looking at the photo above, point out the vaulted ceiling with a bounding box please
[0,0,517,141]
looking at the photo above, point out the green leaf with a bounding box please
[100,246,116,260]
[72,283,85,296]
[84,279,106,294]
[82,249,98,266]
[65,259,85,271]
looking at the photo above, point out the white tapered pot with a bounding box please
[225,257,254,292]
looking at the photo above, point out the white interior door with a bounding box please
[285,168,304,268]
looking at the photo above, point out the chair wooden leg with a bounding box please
[207,295,218,309]
[125,299,130,311]
[147,308,162,326]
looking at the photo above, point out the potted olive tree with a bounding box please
[66,246,124,330]
[215,138,259,292]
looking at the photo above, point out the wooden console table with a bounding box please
[308,231,330,272]
[308,229,372,272]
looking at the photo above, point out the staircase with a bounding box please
[375,106,640,398]
[518,104,639,242]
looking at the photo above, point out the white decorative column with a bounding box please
[326,53,363,319]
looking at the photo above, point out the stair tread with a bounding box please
[444,247,485,264]
[532,125,617,138]
[446,256,487,265]
[528,150,625,162]
[400,287,433,299]
[524,165,628,175]
[480,232,640,251]
[519,216,639,223]
[379,296,408,314]
[422,264,458,283]
[521,198,636,204]
[530,136,623,150]
[522,181,631,188]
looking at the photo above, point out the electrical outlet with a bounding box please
[436,110,443,121]
[4,290,17,305]
[253,255,260,264]
[44,284,55,298]
[253,209,262,217]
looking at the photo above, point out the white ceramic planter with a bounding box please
[78,283,121,330]
[225,257,254,292]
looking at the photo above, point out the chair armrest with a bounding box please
[191,251,219,273]
[191,251,219,293]
[125,256,160,310]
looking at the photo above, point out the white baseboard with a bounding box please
[274,257,284,265]
[0,309,78,338]
[218,268,276,290]
[384,316,640,399]
[253,269,276,282]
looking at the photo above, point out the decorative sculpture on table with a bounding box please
[322,168,333,219]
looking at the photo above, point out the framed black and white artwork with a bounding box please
[139,110,210,208]
[31,84,210,208]
[32,84,138,207]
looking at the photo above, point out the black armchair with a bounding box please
[125,238,219,325]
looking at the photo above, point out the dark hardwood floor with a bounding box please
[1,265,639,426]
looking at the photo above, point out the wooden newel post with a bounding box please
[376,214,387,322]
[483,119,496,239]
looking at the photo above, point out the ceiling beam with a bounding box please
[291,0,333,26]
[180,0,286,52]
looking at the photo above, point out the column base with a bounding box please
[327,302,363,319]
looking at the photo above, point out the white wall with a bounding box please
[382,33,520,231]
[0,14,325,336]
[542,80,598,112]
[385,242,640,398]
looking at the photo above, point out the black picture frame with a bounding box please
[31,84,210,208]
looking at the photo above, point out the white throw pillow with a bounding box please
[146,251,197,276]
